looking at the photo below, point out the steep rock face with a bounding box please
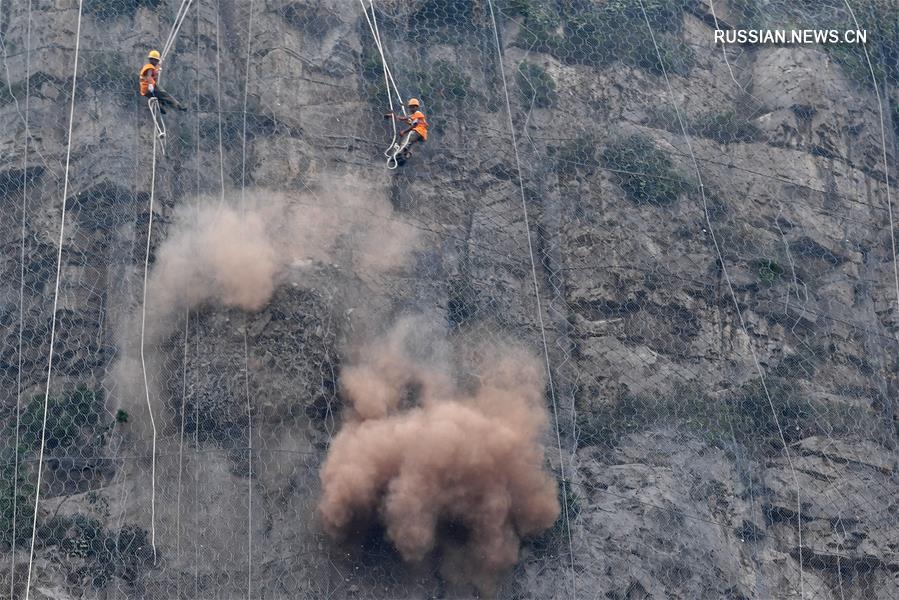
[1,1,898,598]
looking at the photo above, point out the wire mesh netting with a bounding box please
[1,0,898,598]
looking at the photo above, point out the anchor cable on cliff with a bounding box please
[139,0,198,566]
[359,0,411,170]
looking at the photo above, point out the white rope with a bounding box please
[359,0,408,169]
[215,0,226,207]
[174,306,189,595]
[841,0,899,338]
[243,328,253,599]
[240,0,254,206]
[707,1,762,106]
[635,2,805,596]
[148,97,167,155]
[161,0,195,61]
[148,0,194,157]
[360,1,404,109]
[193,6,202,594]
[372,20,407,170]
[239,3,256,596]
[24,1,83,597]
[139,133,161,565]
[193,354,200,598]
[6,0,33,592]
[360,1,398,153]
[484,3,576,598]
[137,0,204,562]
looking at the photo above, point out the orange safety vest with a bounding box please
[409,110,428,140]
[139,63,157,96]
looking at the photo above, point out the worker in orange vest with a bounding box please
[384,98,428,161]
[139,50,186,114]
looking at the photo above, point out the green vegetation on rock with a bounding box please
[516,62,557,108]
[512,0,694,75]
[601,134,694,204]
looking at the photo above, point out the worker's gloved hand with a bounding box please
[148,84,155,94]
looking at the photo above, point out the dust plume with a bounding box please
[111,181,419,435]
[143,183,418,336]
[319,319,560,592]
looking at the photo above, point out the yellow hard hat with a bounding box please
[407,98,420,107]
[148,50,161,60]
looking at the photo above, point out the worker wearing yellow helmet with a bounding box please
[384,98,428,162]
[139,49,186,114]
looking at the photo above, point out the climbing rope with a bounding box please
[359,0,408,169]
[239,3,256,597]
[192,7,202,595]
[148,97,167,155]
[146,0,194,156]
[635,1,807,596]
[842,0,899,337]
[139,0,198,564]
[7,0,33,594]
[24,1,84,598]
[215,0,226,208]
[139,134,161,565]
[161,0,195,61]
[484,3,577,598]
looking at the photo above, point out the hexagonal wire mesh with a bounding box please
[1,0,898,598]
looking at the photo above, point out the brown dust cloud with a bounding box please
[115,183,559,592]
[319,318,560,592]
[112,183,417,432]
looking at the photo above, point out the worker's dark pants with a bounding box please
[146,87,184,111]
[396,130,423,155]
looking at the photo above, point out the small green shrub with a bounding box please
[516,62,557,108]
[50,515,155,587]
[553,134,599,178]
[0,453,36,549]
[0,80,27,106]
[629,34,695,76]
[514,2,563,55]
[417,60,479,116]
[505,0,540,18]
[513,0,694,76]
[600,134,694,204]
[530,478,578,556]
[575,379,868,456]
[359,42,388,111]
[358,58,479,136]
[403,0,491,44]
[19,386,107,452]
[646,107,759,143]
[2,386,119,551]
[831,4,898,88]
[756,259,784,283]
